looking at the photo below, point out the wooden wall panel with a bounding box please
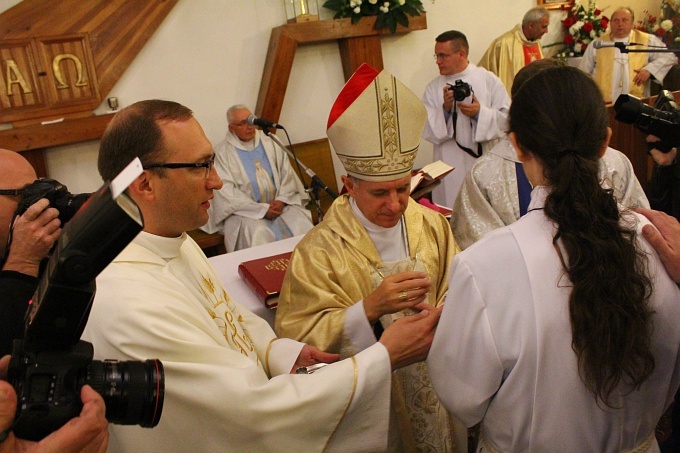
[0,0,178,124]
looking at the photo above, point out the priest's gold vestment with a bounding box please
[276,195,465,452]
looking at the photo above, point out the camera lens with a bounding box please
[87,359,164,427]
[55,192,91,225]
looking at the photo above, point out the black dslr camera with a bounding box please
[15,178,91,226]
[7,170,165,441]
[447,79,472,102]
[614,90,680,153]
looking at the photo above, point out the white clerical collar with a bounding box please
[349,197,408,261]
[226,130,261,152]
[448,63,473,80]
[134,231,188,261]
[613,33,630,43]
[527,185,550,212]
[519,27,531,42]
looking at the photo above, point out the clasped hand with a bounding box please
[441,86,479,118]
[264,200,285,220]
[3,199,60,276]
[363,271,431,322]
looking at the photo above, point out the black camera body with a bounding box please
[15,178,91,226]
[614,90,680,153]
[9,340,164,441]
[447,79,472,102]
[7,176,165,441]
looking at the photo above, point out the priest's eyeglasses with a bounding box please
[143,154,216,179]
[433,52,455,61]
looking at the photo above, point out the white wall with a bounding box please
[0,0,659,193]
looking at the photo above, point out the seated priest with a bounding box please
[203,104,313,252]
[275,64,467,452]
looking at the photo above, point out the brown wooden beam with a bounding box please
[338,35,383,80]
[255,14,427,122]
[0,113,113,152]
[255,27,299,123]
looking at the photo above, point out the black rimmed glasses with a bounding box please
[143,154,216,179]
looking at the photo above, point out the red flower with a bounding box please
[656,28,667,37]
[582,21,594,32]
[563,17,575,28]
[594,9,601,15]
[564,34,575,45]
[648,15,657,24]
[600,17,609,29]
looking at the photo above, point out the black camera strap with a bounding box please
[451,103,483,158]
[0,421,14,445]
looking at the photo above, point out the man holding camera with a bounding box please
[423,30,510,208]
[0,149,61,356]
[0,356,109,453]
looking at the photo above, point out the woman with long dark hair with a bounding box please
[428,66,680,451]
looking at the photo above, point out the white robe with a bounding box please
[203,129,313,252]
[452,140,650,249]
[428,186,680,452]
[81,231,392,453]
[422,63,510,208]
[580,31,677,103]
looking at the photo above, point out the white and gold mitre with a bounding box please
[326,63,427,182]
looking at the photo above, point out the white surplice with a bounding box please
[203,129,313,251]
[82,231,392,452]
[421,63,510,208]
[429,186,680,452]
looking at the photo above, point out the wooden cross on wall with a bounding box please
[255,14,427,123]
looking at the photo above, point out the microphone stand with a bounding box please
[263,128,338,222]
[614,44,680,54]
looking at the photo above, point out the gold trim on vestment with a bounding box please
[323,357,358,451]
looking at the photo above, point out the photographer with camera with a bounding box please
[646,137,679,220]
[0,356,109,452]
[0,149,61,356]
[423,30,510,208]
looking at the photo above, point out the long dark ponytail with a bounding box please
[508,66,654,406]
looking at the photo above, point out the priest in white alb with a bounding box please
[203,104,313,252]
[81,99,441,452]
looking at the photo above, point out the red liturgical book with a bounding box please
[237,251,292,309]
[410,160,454,195]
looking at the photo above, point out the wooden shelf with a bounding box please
[273,14,427,44]
[255,14,427,123]
[0,113,114,152]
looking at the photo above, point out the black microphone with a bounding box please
[592,41,628,51]
[246,114,284,130]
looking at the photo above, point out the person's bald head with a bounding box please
[0,149,37,258]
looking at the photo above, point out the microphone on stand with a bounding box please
[246,114,284,130]
[592,41,644,51]
[265,130,338,200]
